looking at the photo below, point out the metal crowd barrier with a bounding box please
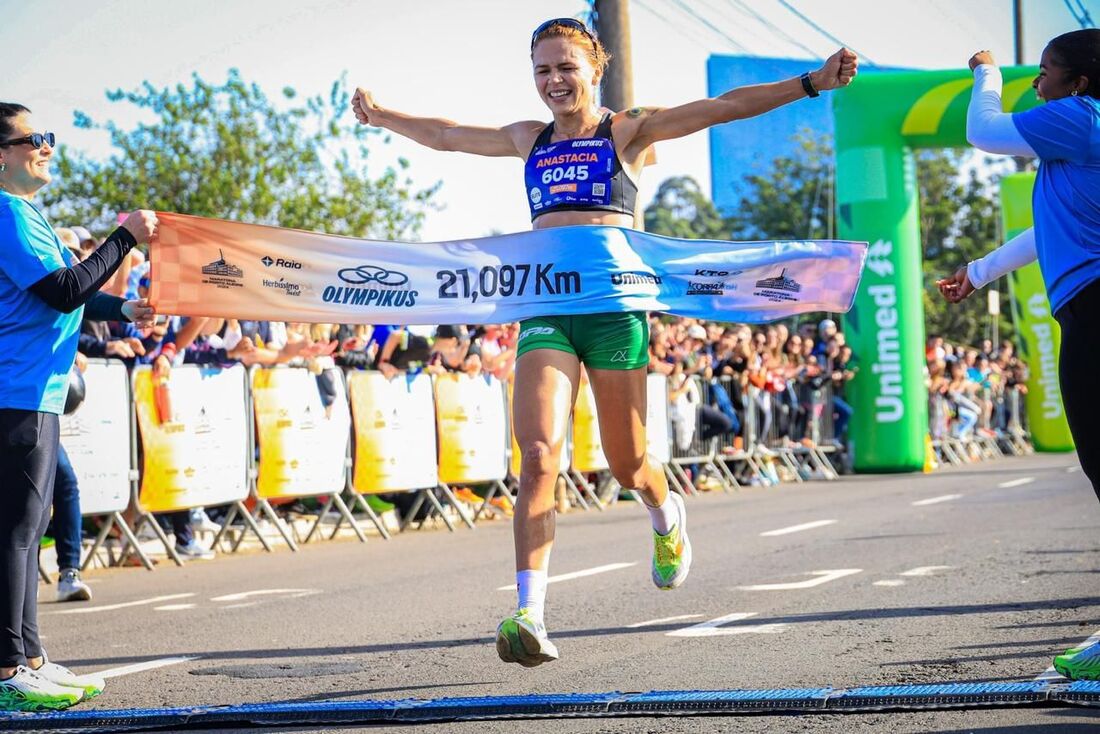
[929,386,1031,467]
[57,361,1038,576]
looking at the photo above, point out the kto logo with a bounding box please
[261,256,303,270]
[337,265,409,286]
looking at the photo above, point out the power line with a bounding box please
[774,0,877,66]
[1079,0,1098,26]
[634,0,727,51]
[1064,0,1096,28]
[668,0,752,54]
[725,0,822,59]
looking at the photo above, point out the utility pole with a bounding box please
[1013,0,1024,65]
[594,0,635,111]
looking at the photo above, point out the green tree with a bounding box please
[644,175,730,240]
[918,150,1014,345]
[644,133,1013,345]
[41,70,437,240]
[728,131,834,241]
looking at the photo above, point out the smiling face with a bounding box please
[1035,44,1088,102]
[0,112,53,196]
[532,36,600,117]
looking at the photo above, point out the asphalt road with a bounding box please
[35,452,1100,733]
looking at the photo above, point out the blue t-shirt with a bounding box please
[0,191,81,413]
[1013,96,1100,314]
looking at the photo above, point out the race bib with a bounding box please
[525,136,615,214]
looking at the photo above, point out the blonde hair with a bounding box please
[531,23,611,78]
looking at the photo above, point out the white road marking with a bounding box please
[1035,628,1100,681]
[738,569,862,591]
[999,477,1034,488]
[760,519,837,537]
[899,566,955,577]
[667,612,786,637]
[1067,466,1081,473]
[154,604,196,611]
[95,656,199,679]
[912,494,962,506]
[210,589,320,602]
[47,593,195,615]
[496,563,636,591]
[222,602,260,609]
[627,614,703,629]
[873,580,906,587]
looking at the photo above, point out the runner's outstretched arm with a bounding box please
[351,88,543,157]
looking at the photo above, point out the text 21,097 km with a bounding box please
[437,264,581,302]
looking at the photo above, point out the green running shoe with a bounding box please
[0,666,84,712]
[495,609,558,667]
[34,657,105,700]
[1054,640,1100,680]
[652,490,692,590]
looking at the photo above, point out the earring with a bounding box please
[1073,89,1080,96]
[0,163,5,173]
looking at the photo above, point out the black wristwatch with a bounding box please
[800,71,820,98]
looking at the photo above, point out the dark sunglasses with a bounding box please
[531,18,597,50]
[0,132,56,149]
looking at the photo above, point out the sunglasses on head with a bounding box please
[0,132,56,149]
[531,18,597,50]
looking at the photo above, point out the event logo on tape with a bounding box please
[150,213,866,326]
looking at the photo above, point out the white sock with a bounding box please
[516,569,548,621]
[646,491,679,535]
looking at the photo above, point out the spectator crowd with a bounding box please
[49,224,1031,597]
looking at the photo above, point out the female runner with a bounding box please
[353,18,856,666]
[938,29,1100,680]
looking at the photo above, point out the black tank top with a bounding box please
[524,113,638,221]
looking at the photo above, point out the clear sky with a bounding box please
[2,0,1090,241]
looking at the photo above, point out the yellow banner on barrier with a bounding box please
[252,367,350,500]
[571,375,609,473]
[436,373,508,484]
[349,371,439,493]
[134,365,250,513]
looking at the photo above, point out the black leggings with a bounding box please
[0,410,59,668]
[1055,277,1100,503]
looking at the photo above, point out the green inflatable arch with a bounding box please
[1000,173,1074,453]
[832,67,1040,472]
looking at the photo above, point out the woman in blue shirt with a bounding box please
[0,102,157,711]
[937,30,1100,681]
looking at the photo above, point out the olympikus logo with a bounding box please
[571,140,604,147]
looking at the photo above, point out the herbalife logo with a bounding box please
[866,240,893,278]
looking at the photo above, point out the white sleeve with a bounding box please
[966,65,1037,157]
[967,227,1037,289]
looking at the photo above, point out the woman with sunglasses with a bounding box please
[0,102,158,710]
[353,19,856,667]
[937,29,1100,680]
